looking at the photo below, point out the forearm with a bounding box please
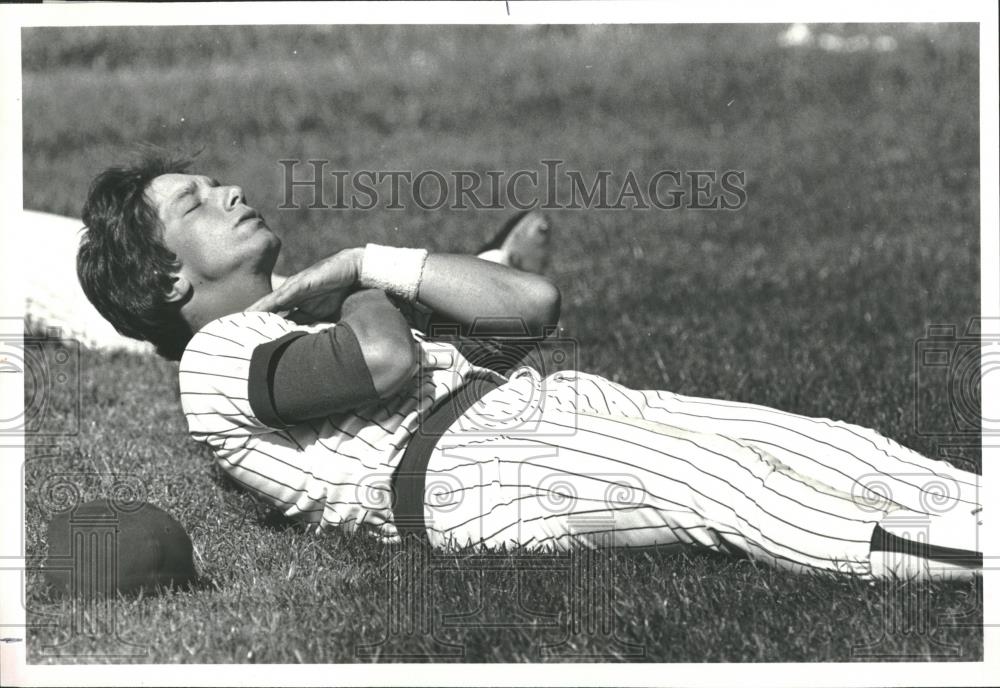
[414,254,560,337]
[340,287,397,319]
[255,245,561,340]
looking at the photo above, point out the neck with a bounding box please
[182,271,274,333]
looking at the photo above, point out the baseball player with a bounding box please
[76,153,983,582]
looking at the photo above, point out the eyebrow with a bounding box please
[164,176,223,214]
[168,181,199,210]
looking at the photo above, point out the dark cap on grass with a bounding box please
[44,499,197,596]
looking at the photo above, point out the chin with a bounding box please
[254,229,282,270]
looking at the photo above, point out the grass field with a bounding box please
[19,24,982,663]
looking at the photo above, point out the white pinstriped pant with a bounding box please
[420,368,981,579]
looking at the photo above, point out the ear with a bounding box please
[164,274,191,303]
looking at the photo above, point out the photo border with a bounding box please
[1,1,997,686]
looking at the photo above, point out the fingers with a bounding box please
[246,276,351,316]
[244,295,278,313]
[244,249,361,313]
[245,288,284,313]
[245,276,309,312]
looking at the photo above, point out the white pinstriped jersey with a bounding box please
[178,311,503,541]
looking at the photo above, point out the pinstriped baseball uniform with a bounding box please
[418,366,982,579]
[179,313,982,579]
[178,311,502,541]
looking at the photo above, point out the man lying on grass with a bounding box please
[76,151,982,582]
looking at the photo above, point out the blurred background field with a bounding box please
[20,24,981,662]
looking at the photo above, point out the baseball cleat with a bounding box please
[478,210,553,274]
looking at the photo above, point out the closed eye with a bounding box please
[185,202,200,215]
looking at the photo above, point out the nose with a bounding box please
[225,185,245,209]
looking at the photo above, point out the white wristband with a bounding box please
[359,244,428,302]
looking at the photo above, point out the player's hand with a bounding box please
[245,247,364,322]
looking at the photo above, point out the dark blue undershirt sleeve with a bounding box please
[248,323,380,428]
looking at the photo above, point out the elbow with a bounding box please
[539,279,562,327]
[364,334,418,399]
[525,277,561,337]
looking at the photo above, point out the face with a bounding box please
[146,173,280,288]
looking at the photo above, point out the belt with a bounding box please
[391,376,502,542]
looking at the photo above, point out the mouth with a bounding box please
[236,208,263,227]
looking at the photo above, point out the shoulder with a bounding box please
[182,312,299,361]
[181,311,348,366]
[179,311,345,387]
[179,312,303,391]
[178,312,312,432]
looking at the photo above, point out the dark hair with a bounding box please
[77,149,195,361]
